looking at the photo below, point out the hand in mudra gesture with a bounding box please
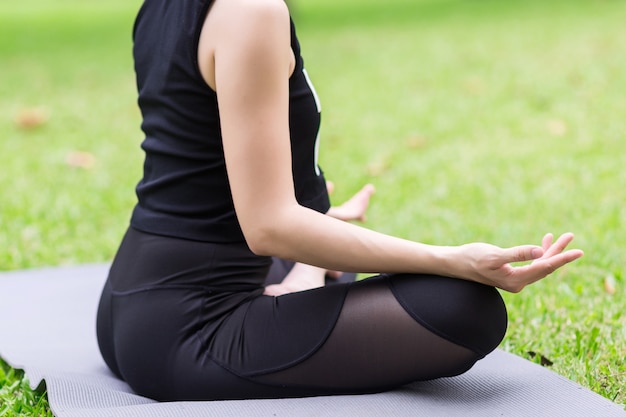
[456,233,583,293]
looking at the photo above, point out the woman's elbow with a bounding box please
[241,223,282,257]
[237,201,301,256]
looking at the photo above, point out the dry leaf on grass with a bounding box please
[462,76,485,95]
[15,107,49,129]
[65,151,96,169]
[367,160,389,177]
[604,274,617,295]
[406,135,428,149]
[547,119,568,137]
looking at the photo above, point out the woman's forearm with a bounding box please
[250,203,456,277]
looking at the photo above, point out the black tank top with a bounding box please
[130,0,330,243]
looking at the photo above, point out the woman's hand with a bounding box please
[454,233,584,293]
[326,183,375,222]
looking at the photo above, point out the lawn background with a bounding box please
[1,0,625,414]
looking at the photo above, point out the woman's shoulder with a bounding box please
[198,0,292,90]
[205,0,291,48]
[209,0,289,25]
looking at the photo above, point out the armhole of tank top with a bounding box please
[289,18,303,80]
[192,0,220,94]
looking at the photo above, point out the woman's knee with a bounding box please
[386,274,508,358]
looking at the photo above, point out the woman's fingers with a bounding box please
[485,233,583,293]
[540,232,575,259]
[499,233,577,266]
[541,233,554,252]
[509,249,584,286]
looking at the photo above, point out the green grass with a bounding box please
[0,362,52,417]
[1,0,625,414]
[0,0,143,269]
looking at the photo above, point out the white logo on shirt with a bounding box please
[302,68,322,176]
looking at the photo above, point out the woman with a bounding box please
[96,0,583,401]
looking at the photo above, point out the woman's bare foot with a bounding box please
[264,263,328,296]
[326,183,375,222]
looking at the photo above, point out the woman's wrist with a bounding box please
[423,244,464,279]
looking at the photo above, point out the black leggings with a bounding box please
[96,227,507,401]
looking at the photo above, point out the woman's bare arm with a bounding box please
[198,0,583,293]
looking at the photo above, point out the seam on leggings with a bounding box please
[110,284,263,296]
[385,275,488,357]
[104,280,122,378]
[190,339,292,392]
[204,284,352,378]
[203,353,393,396]
[110,284,212,296]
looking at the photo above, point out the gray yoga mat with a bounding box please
[0,264,624,417]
